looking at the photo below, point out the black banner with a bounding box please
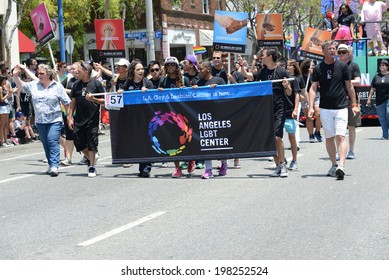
[109,82,276,164]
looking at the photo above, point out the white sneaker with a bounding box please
[94,152,100,165]
[327,164,338,177]
[270,165,281,177]
[60,157,72,166]
[88,166,97,178]
[78,155,88,165]
[288,160,298,170]
[280,163,288,177]
[50,167,59,177]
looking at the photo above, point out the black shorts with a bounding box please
[20,103,32,119]
[73,120,99,152]
[274,102,286,138]
[16,130,26,138]
[62,113,75,141]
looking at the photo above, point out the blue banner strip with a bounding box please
[121,81,273,105]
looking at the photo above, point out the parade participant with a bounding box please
[360,0,389,56]
[300,59,323,143]
[59,63,79,166]
[253,48,294,178]
[12,64,71,176]
[192,60,227,179]
[181,55,202,170]
[158,56,191,178]
[67,62,105,178]
[183,54,200,86]
[367,59,389,139]
[148,60,163,89]
[116,59,154,178]
[55,61,68,82]
[221,53,244,169]
[211,51,228,83]
[0,74,12,147]
[308,40,360,180]
[337,44,361,159]
[285,59,305,170]
[333,4,356,43]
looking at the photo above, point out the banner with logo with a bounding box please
[109,82,276,164]
[256,14,283,47]
[30,3,55,46]
[300,27,332,60]
[94,19,125,58]
[213,10,248,53]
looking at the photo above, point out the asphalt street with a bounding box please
[0,126,388,260]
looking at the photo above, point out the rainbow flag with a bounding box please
[193,46,207,55]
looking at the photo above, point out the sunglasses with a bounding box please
[212,57,221,59]
[150,68,160,73]
[337,51,348,55]
[37,72,46,76]
[165,63,176,67]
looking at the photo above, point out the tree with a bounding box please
[16,0,146,61]
[1,0,29,67]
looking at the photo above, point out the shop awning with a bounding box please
[199,29,213,46]
[18,29,36,53]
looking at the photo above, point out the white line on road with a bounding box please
[77,211,167,247]
[0,152,44,162]
[0,174,36,184]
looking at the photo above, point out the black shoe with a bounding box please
[335,166,345,180]
[137,171,150,178]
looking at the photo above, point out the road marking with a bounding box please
[0,152,44,162]
[78,211,167,247]
[0,174,36,184]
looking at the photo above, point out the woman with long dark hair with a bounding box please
[117,59,154,178]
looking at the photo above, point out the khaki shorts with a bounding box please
[348,106,361,127]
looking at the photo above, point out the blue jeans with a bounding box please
[36,122,62,168]
[376,100,389,138]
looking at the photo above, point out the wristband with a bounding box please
[240,21,243,27]
[352,103,358,107]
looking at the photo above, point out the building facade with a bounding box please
[85,0,226,65]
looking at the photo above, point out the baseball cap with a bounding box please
[16,111,24,118]
[115,58,130,68]
[380,59,389,66]
[164,56,179,65]
[337,44,349,51]
[185,54,198,71]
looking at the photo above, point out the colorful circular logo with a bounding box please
[148,111,193,156]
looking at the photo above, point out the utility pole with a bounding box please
[145,0,155,63]
[58,0,66,62]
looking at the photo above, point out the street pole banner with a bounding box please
[94,19,125,58]
[213,10,248,53]
[256,14,284,47]
[300,27,332,60]
[30,3,55,46]
[109,82,276,164]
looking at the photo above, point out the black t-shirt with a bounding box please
[211,67,228,83]
[346,61,361,102]
[114,77,127,91]
[184,72,200,86]
[312,60,351,109]
[71,79,105,126]
[371,72,389,106]
[231,70,245,83]
[285,75,305,117]
[337,13,355,27]
[253,65,291,107]
[122,78,154,91]
[149,77,162,89]
[197,76,226,87]
[159,76,190,88]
